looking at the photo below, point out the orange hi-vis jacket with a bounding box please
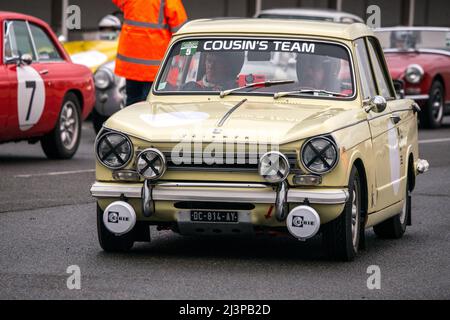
[113,0,187,82]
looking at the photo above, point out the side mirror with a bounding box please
[364,95,387,113]
[6,53,33,66]
[20,53,33,66]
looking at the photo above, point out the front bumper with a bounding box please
[90,181,349,205]
[91,181,348,225]
[405,94,429,101]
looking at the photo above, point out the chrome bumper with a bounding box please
[405,94,429,101]
[90,181,349,205]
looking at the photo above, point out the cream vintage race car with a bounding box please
[90,18,429,261]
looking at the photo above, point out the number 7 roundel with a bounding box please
[17,65,46,131]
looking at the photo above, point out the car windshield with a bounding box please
[155,38,355,99]
[375,29,450,52]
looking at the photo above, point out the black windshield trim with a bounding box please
[152,35,357,101]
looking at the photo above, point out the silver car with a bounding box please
[255,8,364,24]
[92,61,126,133]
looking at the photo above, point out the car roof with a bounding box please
[0,11,70,62]
[0,11,47,26]
[256,8,363,22]
[176,18,373,41]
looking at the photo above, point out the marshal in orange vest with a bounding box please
[113,0,187,82]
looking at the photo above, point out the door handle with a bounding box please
[39,70,49,75]
[390,114,401,124]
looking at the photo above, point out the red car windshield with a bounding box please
[376,29,450,52]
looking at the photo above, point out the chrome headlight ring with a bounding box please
[405,64,424,84]
[136,148,167,180]
[94,68,114,90]
[258,151,290,183]
[301,136,339,174]
[95,131,133,170]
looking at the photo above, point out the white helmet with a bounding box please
[98,15,121,31]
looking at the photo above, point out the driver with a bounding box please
[390,30,417,50]
[196,51,245,90]
[98,14,122,41]
[297,53,341,92]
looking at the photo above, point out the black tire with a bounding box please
[322,166,363,261]
[420,81,444,129]
[97,203,135,252]
[373,177,410,239]
[92,109,108,134]
[41,92,81,159]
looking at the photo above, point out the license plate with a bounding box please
[190,210,239,223]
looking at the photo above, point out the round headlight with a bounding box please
[301,137,338,174]
[96,132,133,169]
[94,69,113,89]
[405,64,424,84]
[258,151,290,183]
[136,148,166,180]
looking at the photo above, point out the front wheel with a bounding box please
[41,92,81,159]
[322,166,363,261]
[420,81,444,129]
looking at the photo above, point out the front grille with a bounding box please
[162,151,298,172]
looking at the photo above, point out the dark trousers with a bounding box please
[125,79,153,106]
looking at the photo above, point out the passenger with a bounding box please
[297,53,341,93]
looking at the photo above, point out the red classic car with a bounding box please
[0,12,95,158]
[375,27,450,128]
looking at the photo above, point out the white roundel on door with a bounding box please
[17,66,46,131]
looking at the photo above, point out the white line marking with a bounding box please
[15,169,95,178]
[419,137,450,144]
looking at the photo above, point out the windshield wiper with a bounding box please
[220,79,295,98]
[273,89,348,99]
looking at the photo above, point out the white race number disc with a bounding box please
[17,66,46,131]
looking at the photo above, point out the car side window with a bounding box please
[354,38,377,99]
[9,20,36,61]
[367,37,395,99]
[29,23,63,62]
[3,21,15,61]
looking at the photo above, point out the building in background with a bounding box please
[0,0,449,39]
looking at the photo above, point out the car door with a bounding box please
[366,36,407,207]
[4,19,46,139]
[354,37,399,212]
[27,22,69,132]
[0,19,12,138]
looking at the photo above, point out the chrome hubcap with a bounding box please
[59,101,79,150]
[351,186,359,250]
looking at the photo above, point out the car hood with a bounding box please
[63,40,118,72]
[105,99,362,145]
[384,52,435,79]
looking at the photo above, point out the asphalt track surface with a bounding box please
[1,119,449,299]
